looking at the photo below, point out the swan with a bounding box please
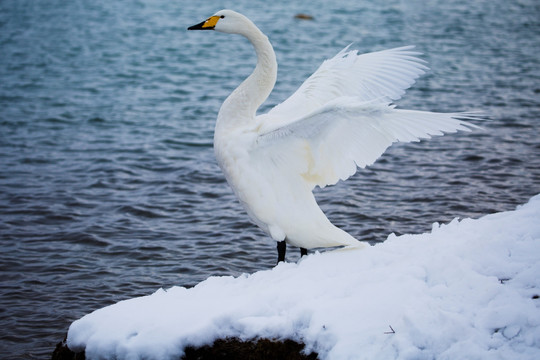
[188,10,478,263]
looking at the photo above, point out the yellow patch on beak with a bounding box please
[203,16,220,29]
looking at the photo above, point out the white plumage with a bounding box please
[188,10,479,255]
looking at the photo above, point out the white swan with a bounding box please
[188,10,478,263]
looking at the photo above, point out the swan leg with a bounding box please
[277,240,286,263]
[300,248,307,257]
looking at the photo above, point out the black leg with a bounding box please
[300,248,308,257]
[277,240,286,264]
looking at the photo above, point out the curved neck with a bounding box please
[216,25,277,133]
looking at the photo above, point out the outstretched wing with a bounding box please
[254,99,480,190]
[264,46,428,126]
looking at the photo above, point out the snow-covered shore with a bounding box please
[67,194,540,359]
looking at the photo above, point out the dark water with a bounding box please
[1,0,539,358]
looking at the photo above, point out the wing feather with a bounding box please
[266,46,428,124]
[254,100,480,189]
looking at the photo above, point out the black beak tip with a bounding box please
[187,21,213,31]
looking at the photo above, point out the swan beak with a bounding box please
[188,16,220,31]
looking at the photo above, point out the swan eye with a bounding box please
[220,15,225,19]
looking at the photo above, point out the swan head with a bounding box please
[187,10,256,36]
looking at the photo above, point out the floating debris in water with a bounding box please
[294,13,314,20]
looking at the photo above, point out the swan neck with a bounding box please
[216,25,277,132]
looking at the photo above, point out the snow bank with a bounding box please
[68,194,540,359]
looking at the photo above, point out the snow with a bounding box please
[68,194,540,360]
